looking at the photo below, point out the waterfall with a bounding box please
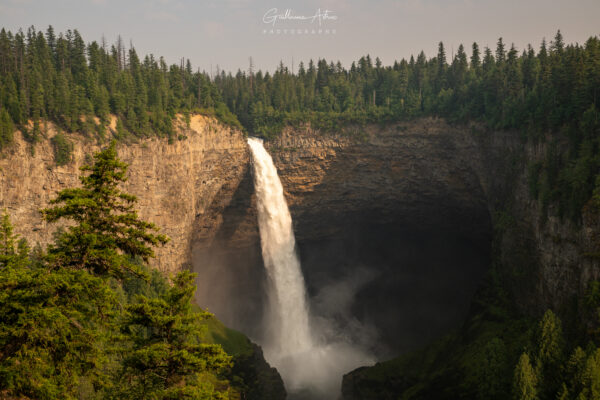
[247,137,313,354]
[247,137,374,398]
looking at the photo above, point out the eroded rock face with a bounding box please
[0,115,248,273]
[192,118,600,354]
[191,118,495,355]
[3,115,597,338]
[269,120,490,243]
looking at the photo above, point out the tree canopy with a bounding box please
[0,143,235,399]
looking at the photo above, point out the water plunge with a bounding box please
[247,137,374,398]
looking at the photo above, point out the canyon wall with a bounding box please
[1,115,597,317]
[0,115,248,273]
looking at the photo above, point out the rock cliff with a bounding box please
[190,118,599,353]
[0,115,248,273]
[2,115,597,347]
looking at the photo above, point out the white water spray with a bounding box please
[248,137,375,398]
[247,137,313,355]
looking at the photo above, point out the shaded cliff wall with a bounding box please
[487,134,600,312]
[271,121,493,354]
[2,114,596,324]
[191,119,495,354]
[192,118,600,350]
[0,115,248,273]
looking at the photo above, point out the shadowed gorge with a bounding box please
[192,120,495,394]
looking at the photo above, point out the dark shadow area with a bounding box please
[298,217,491,357]
[192,167,267,339]
[192,134,494,362]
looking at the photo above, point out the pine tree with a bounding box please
[513,353,538,400]
[551,30,564,55]
[117,270,232,399]
[471,42,481,71]
[537,310,563,369]
[533,310,563,397]
[566,347,587,396]
[580,348,600,399]
[0,108,14,149]
[0,212,115,399]
[0,212,28,269]
[496,37,506,64]
[436,41,448,91]
[41,141,168,278]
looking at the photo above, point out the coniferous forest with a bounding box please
[1,27,599,221]
[0,142,242,399]
[1,24,600,400]
[0,26,240,150]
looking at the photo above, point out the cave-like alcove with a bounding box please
[192,127,494,360]
[192,190,492,360]
[295,215,491,357]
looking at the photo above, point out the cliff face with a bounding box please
[4,115,599,399]
[269,120,490,242]
[191,120,497,347]
[496,139,600,312]
[2,115,597,324]
[0,115,248,273]
[190,118,600,345]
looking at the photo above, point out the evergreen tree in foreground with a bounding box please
[41,141,169,279]
[0,212,115,399]
[117,270,232,399]
[1,143,233,399]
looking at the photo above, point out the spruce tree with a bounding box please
[0,108,14,150]
[41,141,168,278]
[117,270,232,399]
[513,353,538,400]
[471,42,481,71]
[0,213,115,400]
[0,212,28,269]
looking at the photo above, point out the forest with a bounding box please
[0,26,240,149]
[1,27,599,221]
[214,31,600,222]
[1,25,600,399]
[0,142,252,399]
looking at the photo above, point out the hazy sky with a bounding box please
[1,0,599,73]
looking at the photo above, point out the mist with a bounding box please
[247,137,375,399]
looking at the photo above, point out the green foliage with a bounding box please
[340,283,534,400]
[0,212,28,269]
[200,315,254,358]
[0,26,240,142]
[41,141,169,278]
[0,265,117,399]
[0,108,14,150]
[0,148,240,399]
[2,25,599,221]
[116,270,232,399]
[51,132,74,166]
[0,211,117,399]
[475,337,508,399]
[535,310,563,388]
[585,281,600,340]
[214,32,600,222]
[513,353,538,400]
[581,348,600,399]
[343,289,600,400]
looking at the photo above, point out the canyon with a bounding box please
[1,115,599,397]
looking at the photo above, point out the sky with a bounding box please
[0,0,599,74]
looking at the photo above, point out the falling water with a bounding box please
[247,136,313,352]
[247,137,375,398]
